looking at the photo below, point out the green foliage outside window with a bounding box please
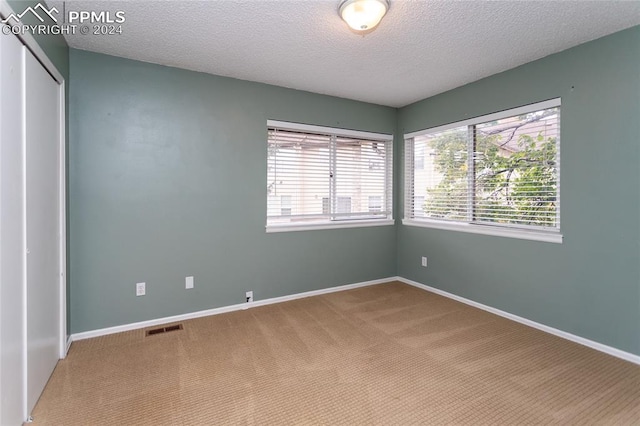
[421,109,559,228]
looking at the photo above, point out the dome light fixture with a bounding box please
[339,0,390,32]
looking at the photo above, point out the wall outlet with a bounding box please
[421,256,428,267]
[246,291,254,303]
[185,276,194,289]
[136,282,146,296]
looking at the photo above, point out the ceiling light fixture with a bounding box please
[339,0,390,32]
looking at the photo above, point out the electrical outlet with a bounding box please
[185,276,194,289]
[246,291,254,303]
[421,256,428,267]
[136,282,146,296]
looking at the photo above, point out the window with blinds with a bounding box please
[404,99,561,239]
[267,121,393,231]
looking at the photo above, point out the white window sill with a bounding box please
[402,219,563,244]
[267,219,395,233]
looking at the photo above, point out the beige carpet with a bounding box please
[31,281,639,425]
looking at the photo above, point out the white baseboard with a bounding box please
[69,275,640,366]
[65,335,72,356]
[70,276,394,342]
[397,277,640,366]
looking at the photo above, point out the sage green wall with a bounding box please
[70,27,639,355]
[397,27,640,355]
[6,0,71,333]
[69,49,397,333]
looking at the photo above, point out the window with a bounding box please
[413,196,425,218]
[404,99,562,243]
[368,196,382,213]
[322,197,330,215]
[267,121,393,232]
[414,144,425,170]
[281,195,292,216]
[337,196,352,214]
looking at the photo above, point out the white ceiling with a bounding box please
[49,0,640,107]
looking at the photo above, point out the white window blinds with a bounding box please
[405,99,560,232]
[267,122,393,229]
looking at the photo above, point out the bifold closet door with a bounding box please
[0,25,26,426]
[24,47,61,416]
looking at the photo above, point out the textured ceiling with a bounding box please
[48,0,640,107]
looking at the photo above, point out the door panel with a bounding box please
[24,47,60,416]
[0,26,26,426]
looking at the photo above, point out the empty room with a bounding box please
[0,0,639,424]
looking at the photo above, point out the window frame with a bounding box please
[267,120,394,233]
[403,98,563,244]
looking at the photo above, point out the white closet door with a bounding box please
[24,47,61,416]
[0,26,26,426]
